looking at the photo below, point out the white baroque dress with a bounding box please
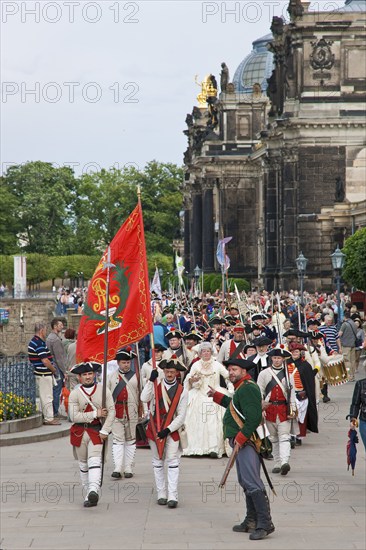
[182,359,233,458]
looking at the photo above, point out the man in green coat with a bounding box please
[208,358,274,541]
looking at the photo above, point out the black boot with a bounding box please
[232,491,257,533]
[248,490,275,540]
[321,383,330,403]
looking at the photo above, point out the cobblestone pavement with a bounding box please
[1,372,365,550]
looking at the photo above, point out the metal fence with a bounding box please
[0,358,37,419]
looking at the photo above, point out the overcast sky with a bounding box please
[1,0,345,175]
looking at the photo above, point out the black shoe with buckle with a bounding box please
[323,396,330,403]
[167,500,178,508]
[157,498,167,505]
[124,472,133,478]
[111,471,122,479]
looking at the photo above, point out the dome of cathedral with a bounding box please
[343,0,366,9]
[334,0,366,10]
[232,33,274,94]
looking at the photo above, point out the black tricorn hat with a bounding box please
[70,361,102,375]
[159,356,186,371]
[244,343,257,354]
[307,318,321,327]
[267,347,292,359]
[252,336,273,347]
[307,330,324,340]
[166,329,183,340]
[209,316,224,326]
[184,331,203,342]
[223,358,257,370]
[154,344,167,352]
[252,313,267,322]
[115,347,137,361]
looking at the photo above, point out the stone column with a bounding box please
[280,149,299,289]
[202,187,214,270]
[192,193,203,269]
[184,210,191,273]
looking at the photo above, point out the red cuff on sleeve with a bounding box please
[212,391,225,405]
[235,431,248,447]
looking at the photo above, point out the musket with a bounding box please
[100,245,114,487]
[275,293,283,345]
[191,306,197,332]
[219,442,240,488]
[283,358,293,419]
[149,332,164,459]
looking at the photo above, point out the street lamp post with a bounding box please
[330,245,346,329]
[193,265,202,297]
[295,252,308,305]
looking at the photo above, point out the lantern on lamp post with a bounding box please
[330,246,346,328]
[295,252,308,305]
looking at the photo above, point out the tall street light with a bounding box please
[295,252,308,305]
[330,245,346,329]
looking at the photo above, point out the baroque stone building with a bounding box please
[183,0,366,291]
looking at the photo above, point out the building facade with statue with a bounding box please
[183,0,366,291]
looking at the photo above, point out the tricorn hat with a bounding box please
[244,343,257,354]
[267,347,292,359]
[223,358,256,370]
[209,316,224,326]
[252,336,273,347]
[115,347,137,361]
[252,313,267,322]
[166,329,183,340]
[154,344,167,352]
[70,361,102,375]
[307,318,321,327]
[307,330,324,340]
[159,355,186,372]
[184,331,203,342]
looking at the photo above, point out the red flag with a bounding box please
[76,203,153,363]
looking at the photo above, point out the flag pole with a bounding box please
[137,184,163,458]
[102,245,113,408]
[101,244,114,486]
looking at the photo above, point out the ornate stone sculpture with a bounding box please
[335,177,345,202]
[287,0,304,20]
[310,38,335,71]
[220,62,229,92]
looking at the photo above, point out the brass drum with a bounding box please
[322,355,348,386]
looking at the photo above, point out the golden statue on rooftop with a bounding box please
[195,74,218,105]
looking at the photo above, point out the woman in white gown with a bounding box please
[183,342,233,458]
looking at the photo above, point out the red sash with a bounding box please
[146,383,183,442]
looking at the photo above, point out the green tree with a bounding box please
[0,179,21,254]
[2,161,77,255]
[342,228,366,290]
[0,256,14,284]
[74,162,183,256]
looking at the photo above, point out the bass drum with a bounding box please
[322,355,348,386]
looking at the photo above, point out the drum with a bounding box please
[322,355,348,386]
